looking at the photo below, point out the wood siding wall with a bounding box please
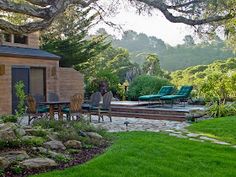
[59,68,84,101]
[0,56,59,114]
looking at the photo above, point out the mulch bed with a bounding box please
[2,144,109,177]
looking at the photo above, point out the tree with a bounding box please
[183,35,195,46]
[142,54,164,77]
[0,0,234,34]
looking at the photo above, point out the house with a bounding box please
[0,32,84,115]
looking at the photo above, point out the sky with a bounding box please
[90,5,195,46]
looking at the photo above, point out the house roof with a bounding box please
[0,45,60,60]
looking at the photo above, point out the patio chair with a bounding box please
[89,91,113,122]
[48,92,59,102]
[160,86,193,107]
[62,93,83,120]
[82,91,102,115]
[138,86,174,102]
[26,95,49,125]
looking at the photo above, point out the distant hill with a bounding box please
[108,29,236,71]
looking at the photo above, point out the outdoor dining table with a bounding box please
[40,101,70,120]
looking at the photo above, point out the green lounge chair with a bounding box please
[160,85,193,106]
[138,86,174,102]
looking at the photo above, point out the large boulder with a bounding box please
[0,123,17,141]
[86,132,103,140]
[64,140,82,149]
[20,158,57,169]
[15,127,26,137]
[0,157,10,169]
[0,150,29,162]
[44,140,66,150]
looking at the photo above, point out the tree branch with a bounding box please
[137,0,233,25]
[166,0,204,9]
[0,0,51,19]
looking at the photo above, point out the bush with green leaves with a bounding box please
[127,75,173,100]
[33,118,107,144]
[0,115,18,123]
[15,81,26,117]
[85,69,120,96]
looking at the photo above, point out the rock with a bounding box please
[0,157,10,169]
[44,140,66,150]
[0,123,17,140]
[0,150,29,162]
[15,128,26,137]
[86,132,103,140]
[37,147,63,158]
[20,158,57,169]
[64,140,82,149]
[47,132,59,141]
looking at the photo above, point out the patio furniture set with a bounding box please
[26,91,113,125]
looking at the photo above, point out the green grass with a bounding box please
[32,132,236,177]
[188,116,236,144]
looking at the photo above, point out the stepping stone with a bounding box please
[213,141,230,145]
[169,133,187,138]
[199,136,217,141]
[186,133,200,138]
[164,130,176,133]
[189,138,204,142]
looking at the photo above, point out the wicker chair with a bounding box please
[62,93,84,120]
[26,95,48,125]
[89,91,113,122]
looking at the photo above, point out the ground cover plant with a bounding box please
[0,118,110,177]
[31,132,236,177]
[188,116,236,145]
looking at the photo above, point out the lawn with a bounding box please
[188,116,236,144]
[32,132,236,177]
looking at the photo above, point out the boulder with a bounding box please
[15,127,26,137]
[37,147,68,158]
[64,140,82,149]
[0,150,29,162]
[0,157,10,169]
[44,140,66,150]
[86,132,103,140]
[20,158,57,169]
[0,123,17,140]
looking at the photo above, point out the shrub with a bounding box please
[207,101,236,118]
[127,75,173,100]
[85,69,120,95]
[22,136,46,146]
[0,115,18,123]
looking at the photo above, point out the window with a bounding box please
[14,34,28,44]
[2,33,11,42]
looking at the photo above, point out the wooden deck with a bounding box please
[109,101,205,121]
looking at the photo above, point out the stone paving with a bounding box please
[90,116,236,148]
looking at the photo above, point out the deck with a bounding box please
[109,101,205,121]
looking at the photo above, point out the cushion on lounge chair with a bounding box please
[138,86,174,101]
[160,86,193,100]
